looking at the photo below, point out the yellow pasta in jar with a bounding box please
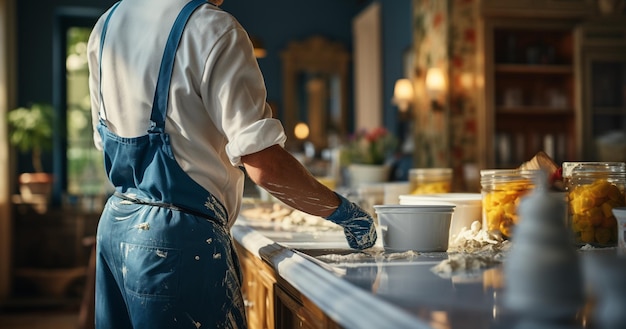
[568,178,625,245]
[595,227,612,245]
[482,180,534,238]
[411,181,451,194]
[409,168,452,195]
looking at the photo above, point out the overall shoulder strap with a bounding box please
[149,0,207,132]
[97,1,122,122]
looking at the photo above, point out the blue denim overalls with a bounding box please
[94,1,247,328]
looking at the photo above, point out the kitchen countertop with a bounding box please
[232,221,620,329]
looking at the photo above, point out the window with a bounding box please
[65,27,109,197]
[53,8,111,208]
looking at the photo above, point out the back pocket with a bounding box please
[120,242,181,298]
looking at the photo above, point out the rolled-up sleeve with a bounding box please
[226,115,286,166]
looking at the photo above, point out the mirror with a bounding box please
[281,35,350,151]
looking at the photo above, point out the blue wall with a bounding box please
[381,0,413,134]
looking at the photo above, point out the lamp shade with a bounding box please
[425,67,446,95]
[392,78,414,112]
[394,79,414,101]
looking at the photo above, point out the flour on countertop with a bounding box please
[580,244,596,250]
[240,203,341,232]
[314,248,420,264]
[280,209,341,231]
[431,221,511,277]
[578,243,618,251]
[431,253,502,278]
[447,221,510,254]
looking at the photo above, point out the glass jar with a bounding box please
[409,168,453,194]
[563,162,626,247]
[480,169,539,238]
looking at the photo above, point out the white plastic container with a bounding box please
[374,204,454,252]
[398,193,482,242]
[357,183,385,217]
[382,181,411,204]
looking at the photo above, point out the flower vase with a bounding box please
[347,164,390,188]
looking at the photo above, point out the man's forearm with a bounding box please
[241,145,340,217]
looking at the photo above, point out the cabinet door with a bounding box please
[236,244,276,329]
[578,21,626,162]
[581,52,626,161]
[275,285,330,329]
[239,256,261,329]
[257,267,276,329]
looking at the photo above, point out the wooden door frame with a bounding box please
[0,0,16,302]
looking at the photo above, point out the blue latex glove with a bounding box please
[325,193,377,250]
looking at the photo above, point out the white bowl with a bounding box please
[374,204,454,252]
[398,193,482,242]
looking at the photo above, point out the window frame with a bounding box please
[51,7,103,206]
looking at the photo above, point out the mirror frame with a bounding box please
[281,35,350,150]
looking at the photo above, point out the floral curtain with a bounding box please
[411,0,480,191]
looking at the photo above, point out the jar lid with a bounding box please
[398,193,482,206]
[480,169,541,185]
[373,204,455,214]
[409,168,452,177]
[480,168,540,177]
[562,161,626,178]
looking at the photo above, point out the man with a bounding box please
[88,0,376,328]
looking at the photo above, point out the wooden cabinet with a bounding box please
[235,241,342,329]
[576,19,626,162]
[482,18,579,168]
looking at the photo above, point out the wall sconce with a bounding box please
[425,67,446,111]
[392,78,414,114]
[294,122,316,160]
[250,36,267,58]
[392,79,415,153]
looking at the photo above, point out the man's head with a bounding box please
[209,0,224,6]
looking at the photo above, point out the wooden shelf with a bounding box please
[496,106,574,114]
[591,107,626,115]
[495,64,573,74]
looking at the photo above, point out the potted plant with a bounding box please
[340,127,398,187]
[7,103,55,206]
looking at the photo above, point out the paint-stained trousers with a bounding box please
[95,195,247,329]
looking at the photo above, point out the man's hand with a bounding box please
[325,193,377,250]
